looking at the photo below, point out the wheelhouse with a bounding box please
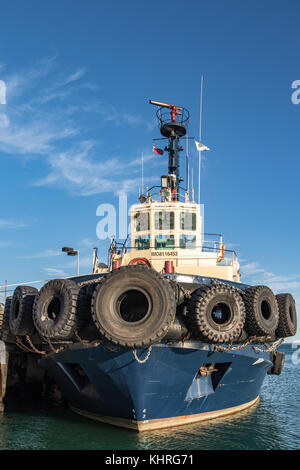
[131,202,202,253]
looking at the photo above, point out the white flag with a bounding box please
[195,141,210,152]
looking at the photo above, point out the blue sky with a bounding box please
[0,0,299,338]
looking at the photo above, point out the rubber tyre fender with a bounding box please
[267,351,285,375]
[187,283,246,343]
[32,279,81,340]
[164,313,188,342]
[275,293,297,338]
[175,282,211,306]
[77,279,106,327]
[0,297,16,343]
[243,286,279,336]
[9,285,38,336]
[91,265,176,348]
[76,279,107,339]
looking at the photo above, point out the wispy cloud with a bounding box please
[82,101,155,132]
[17,249,61,259]
[0,58,159,196]
[0,241,12,248]
[4,56,57,101]
[34,141,159,196]
[240,262,270,277]
[43,267,67,277]
[79,238,98,248]
[0,218,28,229]
[241,260,300,291]
[240,260,300,324]
[0,79,6,104]
[0,113,9,129]
[41,253,93,278]
[63,68,86,85]
[0,58,84,158]
[0,120,77,156]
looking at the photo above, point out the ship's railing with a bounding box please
[0,238,238,302]
[113,233,226,251]
[110,234,238,267]
[202,245,238,266]
[201,233,238,265]
[145,186,188,203]
[0,279,48,303]
[0,274,88,303]
[155,106,190,129]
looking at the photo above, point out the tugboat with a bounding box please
[0,100,297,431]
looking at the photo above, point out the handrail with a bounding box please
[112,233,226,248]
[0,273,94,300]
[0,272,88,289]
[110,243,237,259]
[146,187,188,203]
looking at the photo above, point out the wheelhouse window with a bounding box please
[155,235,175,250]
[155,211,174,230]
[179,234,197,249]
[180,212,196,231]
[134,211,149,232]
[134,235,150,250]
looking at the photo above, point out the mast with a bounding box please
[198,75,203,205]
[186,133,189,202]
[149,100,189,201]
[141,151,144,194]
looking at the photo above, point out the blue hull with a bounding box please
[40,340,272,431]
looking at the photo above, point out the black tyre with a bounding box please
[164,313,188,342]
[235,328,248,343]
[243,286,279,336]
[275,293,297,338]
[268,351,285,375]
[76,280,106,340]
[0,297,15,343]
[77,282,101,326]
[9,286,38,336]
[187,283,246,343]
[91,265,176,348]
[32,279,82,340]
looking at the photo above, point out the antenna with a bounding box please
[186,134,189,201]
[192,168,195,202]
[141,151,144,194]
[198,75,204,205]
[199,75,204,142]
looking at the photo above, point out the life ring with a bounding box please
[128,257,151,267]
